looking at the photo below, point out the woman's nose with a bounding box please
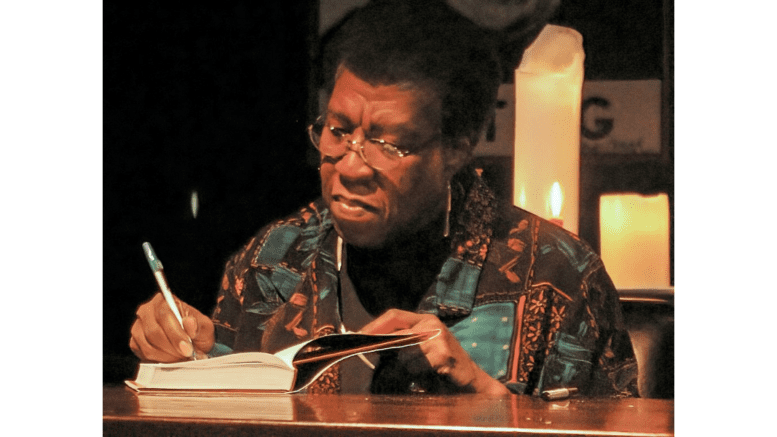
[334,146,373,179]
[334,129,374,178]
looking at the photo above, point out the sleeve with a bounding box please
[577,263,639,397]
[208,251,246,357]
[208,232,283,357]
[533,261,639,397]
[208,214,312,357]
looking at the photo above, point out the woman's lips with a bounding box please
[331,195,379,220]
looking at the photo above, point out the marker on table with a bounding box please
[142,242,197,360]
[541,387,578,401]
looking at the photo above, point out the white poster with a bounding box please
[581,79,662,154]
[475,83,515,157]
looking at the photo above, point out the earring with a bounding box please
[443,182,451,238]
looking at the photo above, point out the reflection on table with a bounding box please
[103,385,673,436]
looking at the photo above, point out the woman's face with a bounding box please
[319,68,464,248]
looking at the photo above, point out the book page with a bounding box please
[284,330,440,392]
[135,362,295,391]
[129,352,296,392]
[148,351,290,370]
[136,393,295,420]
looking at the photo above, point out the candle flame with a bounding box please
[517,186,527,208]
[550,182,563,218]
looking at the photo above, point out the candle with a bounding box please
[513,24,584,234]
[599,193,670,289]
[548,182,564,227]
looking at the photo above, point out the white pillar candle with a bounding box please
[599,193,670,289]
[513,24,585,235]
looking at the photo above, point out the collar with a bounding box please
[318,169,498,319]
[419,169,498,317]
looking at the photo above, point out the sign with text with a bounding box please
[581,79,662,154]
[475,83,515,157]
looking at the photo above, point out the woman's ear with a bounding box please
[442,138,473,179]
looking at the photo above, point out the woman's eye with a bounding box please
[372,140,404,157]
[383,144,400,155]
[329,126,349,138]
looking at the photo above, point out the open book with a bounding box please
[125,330,438,394]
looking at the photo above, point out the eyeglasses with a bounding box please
[307,115,423,171]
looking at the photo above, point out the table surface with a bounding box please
[103,385,673,437]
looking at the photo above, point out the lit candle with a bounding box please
[548,182,564,227]
[513,24,584,234]
[599,193,670,289]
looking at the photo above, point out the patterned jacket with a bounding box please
[210,171,638,397]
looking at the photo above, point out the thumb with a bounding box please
[182,315,199,339]
[183,313,215,354]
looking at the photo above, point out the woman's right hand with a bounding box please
[129,292,215,362]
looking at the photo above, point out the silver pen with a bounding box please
[541,387,578,401]
[142,242,197,360]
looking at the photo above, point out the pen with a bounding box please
[142,242,197,360]
[541,387,578,401]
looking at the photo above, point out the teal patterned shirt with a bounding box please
[210,170,638,397]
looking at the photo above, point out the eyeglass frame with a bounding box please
[307,115,440,171]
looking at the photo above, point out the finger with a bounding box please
[360,309,427,334]
[134,297,180,358]
[398,317,477,385]
[423,343,457,373]
[138,293,192,361]
[179,298,215,349]
[397,345,434,375]
[182,316,199,340]
[152,294,196,358]
[193,315,215,353]
[416,330,461,371]
[130,319,182,363]
[183,314,215,355]
[178,299,212,342]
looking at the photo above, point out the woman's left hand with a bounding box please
[360,309,510,395]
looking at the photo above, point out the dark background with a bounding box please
[103,1,671,384]
[103,3,321,382]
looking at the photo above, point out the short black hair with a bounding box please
[324,0,501,150]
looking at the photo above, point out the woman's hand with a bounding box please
[360,309,509,395]
[129,292,215,362]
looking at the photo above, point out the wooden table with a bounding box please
[103,385,673,436]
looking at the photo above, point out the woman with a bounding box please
[130,0,638,397]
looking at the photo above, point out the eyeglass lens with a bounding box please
[309,121,404,171]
